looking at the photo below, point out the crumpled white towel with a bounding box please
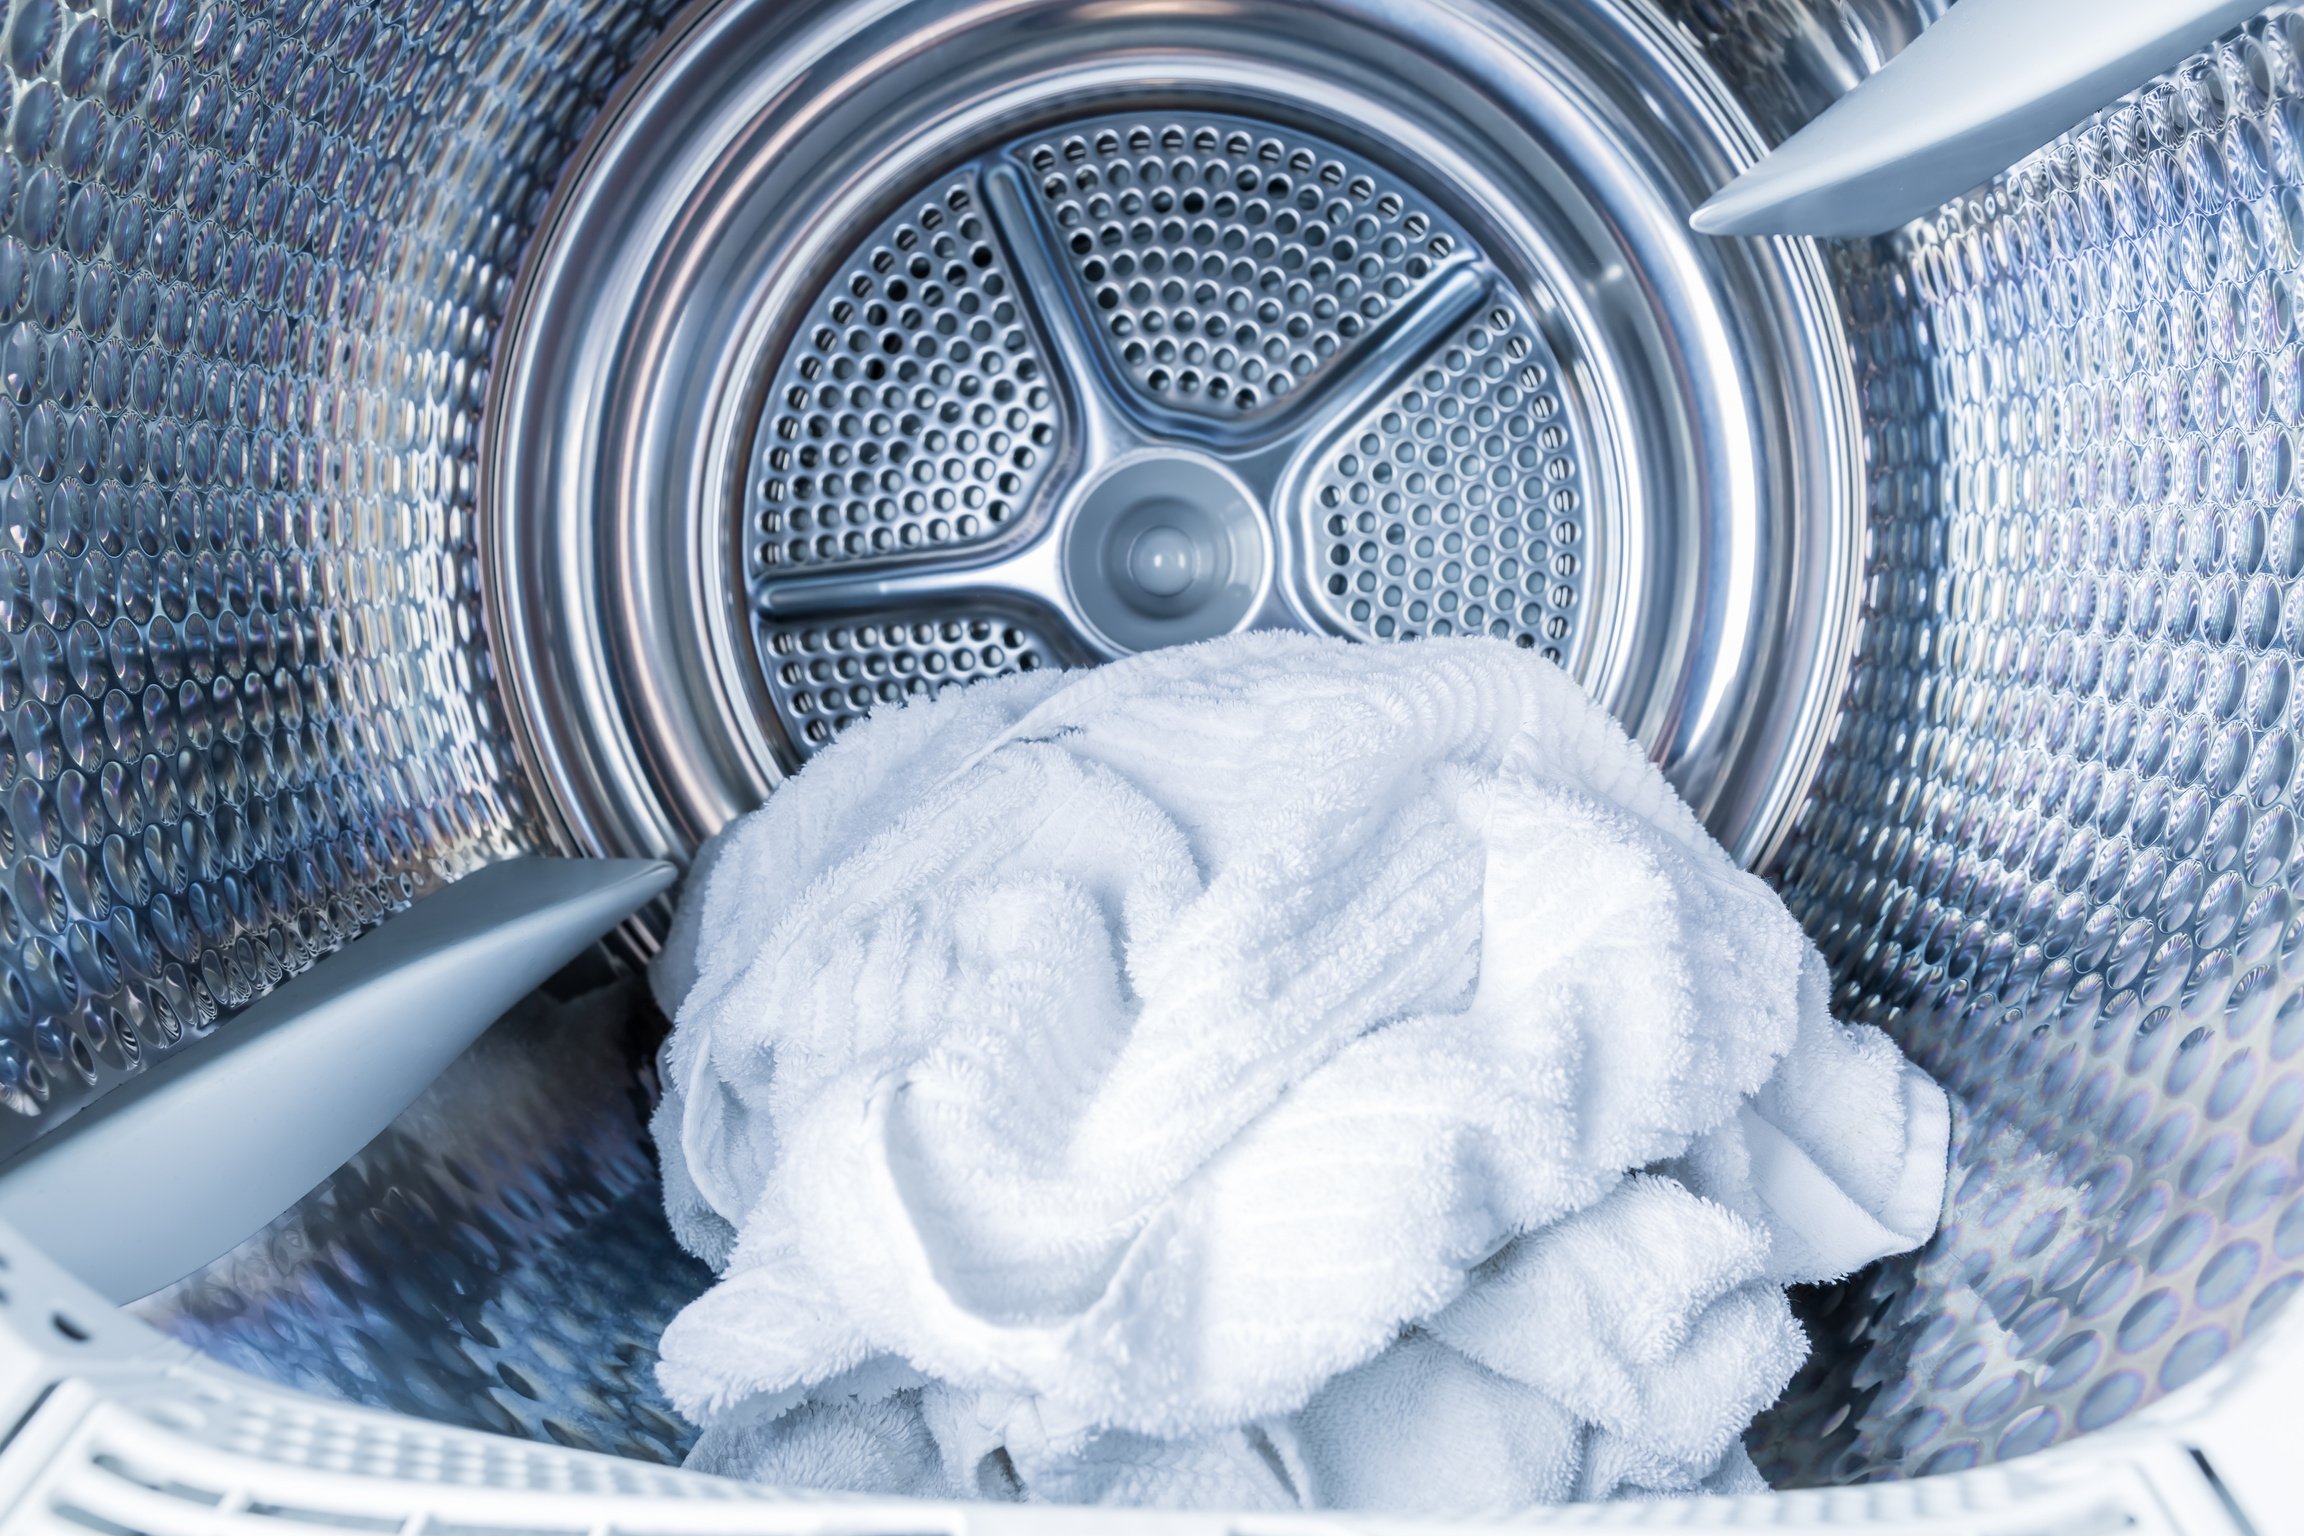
[649,632,1949,1511]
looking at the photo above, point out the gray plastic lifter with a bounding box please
[0,856,676,1303]
[1691,0,2261,237]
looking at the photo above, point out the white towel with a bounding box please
[650,633,1948,1511]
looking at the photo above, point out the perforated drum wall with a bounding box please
[17,0,2304,1507]
[0,0,690,1160]
[1674,0,2304,1488]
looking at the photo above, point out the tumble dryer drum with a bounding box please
[0,0,2293,1532]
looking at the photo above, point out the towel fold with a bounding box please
[650,633,1948,1511]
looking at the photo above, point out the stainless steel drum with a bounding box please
[481,0,1863,873]
[0,0,2298,1509]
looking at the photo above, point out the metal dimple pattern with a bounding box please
[1754,9,2304,1487]
[757,611,1063,750]
[749,174,1059,577]
[1021,116,1463,416]
[0,0,679,1155]
[741,112,1585,765]
[1304,302,1588,656]
[55,0,2304,1494]
[136,982,712,1467]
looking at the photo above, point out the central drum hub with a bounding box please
[485,0,1865,886]
[1063,454,1268,652]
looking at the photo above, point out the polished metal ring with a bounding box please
[481,0,1865,880]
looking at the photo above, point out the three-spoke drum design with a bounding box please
[741,115,1604,751]
[484,0,1865,875]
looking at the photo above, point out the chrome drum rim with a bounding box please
[481,0,1864,876]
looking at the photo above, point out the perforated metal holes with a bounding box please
[1022,118,1463,415]
[741,113,1593,759]
[749,175,1059,577]
[1304,304,1589,656]
[758,614,1061,749]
